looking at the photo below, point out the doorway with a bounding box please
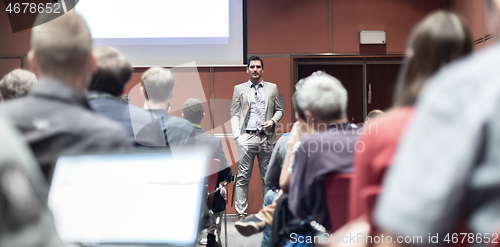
[294,56,403,124]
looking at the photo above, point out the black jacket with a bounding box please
[190,127,232,213]
[0,79,130,181]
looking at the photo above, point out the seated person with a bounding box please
[287,71,358,232]
[0,12,130,181]
[137,67,194,150]
[235,71,359,236]
[261,131,290,247]
[87,46,164,147]
[349,10,472,222]
[182,98,232,247]
[374,8,496,247]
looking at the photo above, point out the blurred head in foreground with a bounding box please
[28,12,95,92]
[394,10,472,106]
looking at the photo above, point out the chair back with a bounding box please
[360,185,381,226]
[324,173,352,232]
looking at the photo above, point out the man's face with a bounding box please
[247,60,263,81]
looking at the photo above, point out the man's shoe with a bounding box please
[236,213,246,221]
[234,214,266,237]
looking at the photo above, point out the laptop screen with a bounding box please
[48,151,208,246]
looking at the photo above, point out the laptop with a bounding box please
[48,150,208,247]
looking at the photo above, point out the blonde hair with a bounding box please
[141,67,175,102]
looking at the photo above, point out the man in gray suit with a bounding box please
[230,56,283,220]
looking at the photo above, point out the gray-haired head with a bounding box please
[293,71,347,122]
[141,67,176,102]
[0,69,37,101]
[183,98,204,124]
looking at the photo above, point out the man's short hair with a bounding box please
[31,12,92,79]
[0,69,37,100]
[247,55,264,69]
[183,98,204,124]
[88,46,132,96]
[141,67,175,102]
[294,71,347,122]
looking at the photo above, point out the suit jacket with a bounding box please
[190,127,232,213]
[0,78,130,181]
[230,80,283,144]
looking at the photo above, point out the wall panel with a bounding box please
[0,1,31,57]
[331,0,446,53]
[247,0,330,54]
[450,0,484,42]
[0,59,23,83]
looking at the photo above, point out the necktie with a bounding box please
[253,84,264,130]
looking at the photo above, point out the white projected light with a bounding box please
[76,0,244,67]
[48,152,208,245]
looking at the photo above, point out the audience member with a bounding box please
[365,109,384,124]
[183,98,232,247]
[262,131,290,247]
[265,133,290,193]
[349,10,472,223]
[235,71,358,238]
[0,113,63,247]
[370,8,500,246]
[87,46,163,147]
[137,67,193,149]
[0,12,130,181]
[0,69,37,101]
[287,71,358,231]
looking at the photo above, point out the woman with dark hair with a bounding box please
[349,10,472,222]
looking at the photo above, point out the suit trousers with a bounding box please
[235,132,273,214]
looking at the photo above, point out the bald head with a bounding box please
[30,12,93,84]
[366,109,384,122]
